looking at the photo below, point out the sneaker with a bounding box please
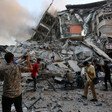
[90,99,98,102]
[82,95,87,99]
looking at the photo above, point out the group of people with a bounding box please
[0,52,112,112]
[82,60,112,102]
[0,52,42,112]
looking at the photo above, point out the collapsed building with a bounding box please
[63,0,112,57]
[31,2,60,42]
[31,0,112,60]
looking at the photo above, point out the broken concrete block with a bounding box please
[77,92,83,96]
[83,102,88,106]
[47,64,64,74]
[54,61,68,69]
[96,102,102,106]
[57,109,63,112]
[85,40,112,62]
[23,107,27,112]
[77,98,83,102]
[57,101,62,108]
[54,77,63,82]
[68,60,81,72]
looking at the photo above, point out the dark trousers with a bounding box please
[95,70,99,80]
[51,56,55,60]
[104,76,112,89]
[32,76,37,89]
[62,80,74,88]
[2,94,23,112]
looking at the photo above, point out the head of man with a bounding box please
[5,52,14,63]
[104,60,108,65]
[66,70,69,73]
[83,61,90,67]
[93,60,97,64]
[37,58,41,64]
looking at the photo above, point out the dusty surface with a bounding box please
[0,79,112,112]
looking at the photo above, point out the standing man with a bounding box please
[101,60,112,91]
[31,58,41,91]
[82,61,98,101]
[93,60,101,79]
[0,52,32,112]
[51,50,55,61]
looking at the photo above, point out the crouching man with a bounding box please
[62,70,74,88]
[0,52,32,112]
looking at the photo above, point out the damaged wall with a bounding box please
[57,11,83,42]
[61,0,112,55]
[32,12,58,42]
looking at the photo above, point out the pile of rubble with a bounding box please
[0,37,112,76]
[0,37,112,112]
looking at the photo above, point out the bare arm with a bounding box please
[88,72,94,76]
[86,71,94,76]
[25,56,33,71]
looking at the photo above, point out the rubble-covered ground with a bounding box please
[1,1,112,111]
[0,75,112,112]
[0,39,112,112]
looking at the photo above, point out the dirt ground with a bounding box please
[0,79,112,112]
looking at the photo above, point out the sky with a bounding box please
[17,0,103,17]
[0,0,103,45]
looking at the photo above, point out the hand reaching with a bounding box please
[27,55,30,62]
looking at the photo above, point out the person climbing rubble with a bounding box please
[0,52,32,112]
[31,58,41,91]
[51,49,55,62]
[82,61,98,102]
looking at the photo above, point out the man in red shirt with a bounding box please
[31,58,41,91]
